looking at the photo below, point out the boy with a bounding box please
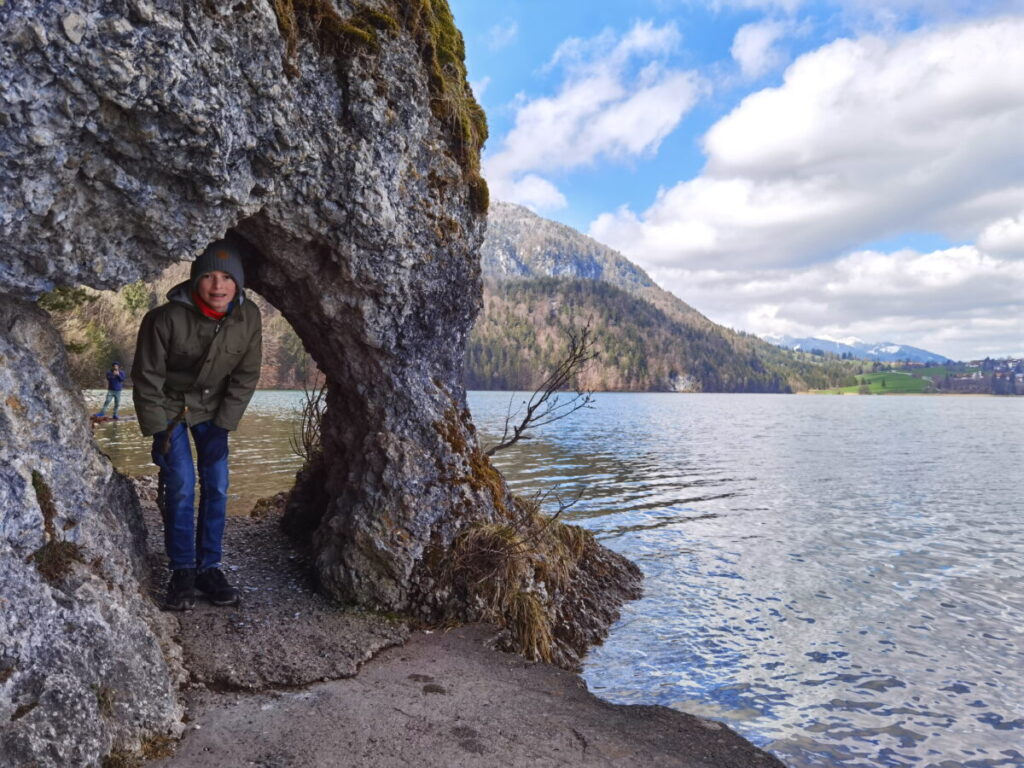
[132,240,262,610]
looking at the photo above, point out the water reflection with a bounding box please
[471,392,1024,768]
[85,390,305,516]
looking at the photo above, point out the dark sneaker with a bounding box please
[163,568,196,611]
[195,568,240,606]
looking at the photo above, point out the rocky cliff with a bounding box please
[1,2,639,764]
[0,298,185,765]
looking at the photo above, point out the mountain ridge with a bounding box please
[765,334,951,363]
[470,202,858,393]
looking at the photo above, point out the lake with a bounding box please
[88,390,1024,768]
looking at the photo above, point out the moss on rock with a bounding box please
[29,470,85,584]
[269,0,489,213]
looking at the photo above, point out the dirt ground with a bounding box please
[137,481,784,767]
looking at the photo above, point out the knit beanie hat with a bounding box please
[191,240,245,294]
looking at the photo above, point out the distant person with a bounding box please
[132,240,262,611]
[94,361,126,419]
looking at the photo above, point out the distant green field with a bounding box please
[815,372,934,395]
[906,365,980,378]
[912,365,951,377]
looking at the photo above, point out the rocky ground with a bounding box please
[136,479,785,768]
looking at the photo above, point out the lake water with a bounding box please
[88,390,1024,767]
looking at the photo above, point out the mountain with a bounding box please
[765,334,952,364]
[468,202,858,393]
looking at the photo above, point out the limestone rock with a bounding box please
[1,1,640,762]
[0,298,184,766]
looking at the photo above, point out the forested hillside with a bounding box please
[472,203,858,392]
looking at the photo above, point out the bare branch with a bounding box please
[290,371,327,464]
[485,323,597,456]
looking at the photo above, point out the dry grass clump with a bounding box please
[444,495,597,663]
[101,733,175,768]
[101,749,138,768]
[271,0,398,77]
[140,734,176,760]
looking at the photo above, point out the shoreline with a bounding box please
[135,479,784,767]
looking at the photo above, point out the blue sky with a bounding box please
[449,0,1024,359]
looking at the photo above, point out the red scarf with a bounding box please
[192,291,227,320]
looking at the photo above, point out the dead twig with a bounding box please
[290,372,327,464]
[485,323,597,456]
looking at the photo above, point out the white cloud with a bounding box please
[495,174,568,211]
[978,211,1024,256]
[704,0,1022,22]
[484,21,703,211]
[706,0,804,13]
[591,17,1024,270]
[487,20,519,51]
[731,20,788,78]
[646,245,1024,359]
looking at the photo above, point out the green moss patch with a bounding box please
[29,471,84,584]
[433,406,507,514]
[31,540,84,584]
[31,470,57,538]
[269,0,489,213]
[411,0,488,211]
[271,0,398,77]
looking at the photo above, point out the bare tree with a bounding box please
[484,324,597,457]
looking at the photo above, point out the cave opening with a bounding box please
[39,226,349,549]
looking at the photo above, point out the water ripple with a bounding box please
[90,390,1024,767]
[473,392,1024,768]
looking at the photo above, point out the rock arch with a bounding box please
[1,2,638,763]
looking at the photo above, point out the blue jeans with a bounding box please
[98,389,121,416]
[152,420,229,571]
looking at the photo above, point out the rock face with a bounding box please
[0,298,185,765]
[1,1,640,762]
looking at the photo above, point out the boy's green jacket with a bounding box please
[132,281,262,437]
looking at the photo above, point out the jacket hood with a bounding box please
[166,280,247,309]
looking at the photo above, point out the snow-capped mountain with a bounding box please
[764,335,951,363]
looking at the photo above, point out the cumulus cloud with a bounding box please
[484,21,703,211]
[705,0,804,13]
[647,245,1024,359]
[591,17,1024,269]
[495,174,568,211]
[731,20,788,78]
[704,0,1019,21]
[978,211,1024,257]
